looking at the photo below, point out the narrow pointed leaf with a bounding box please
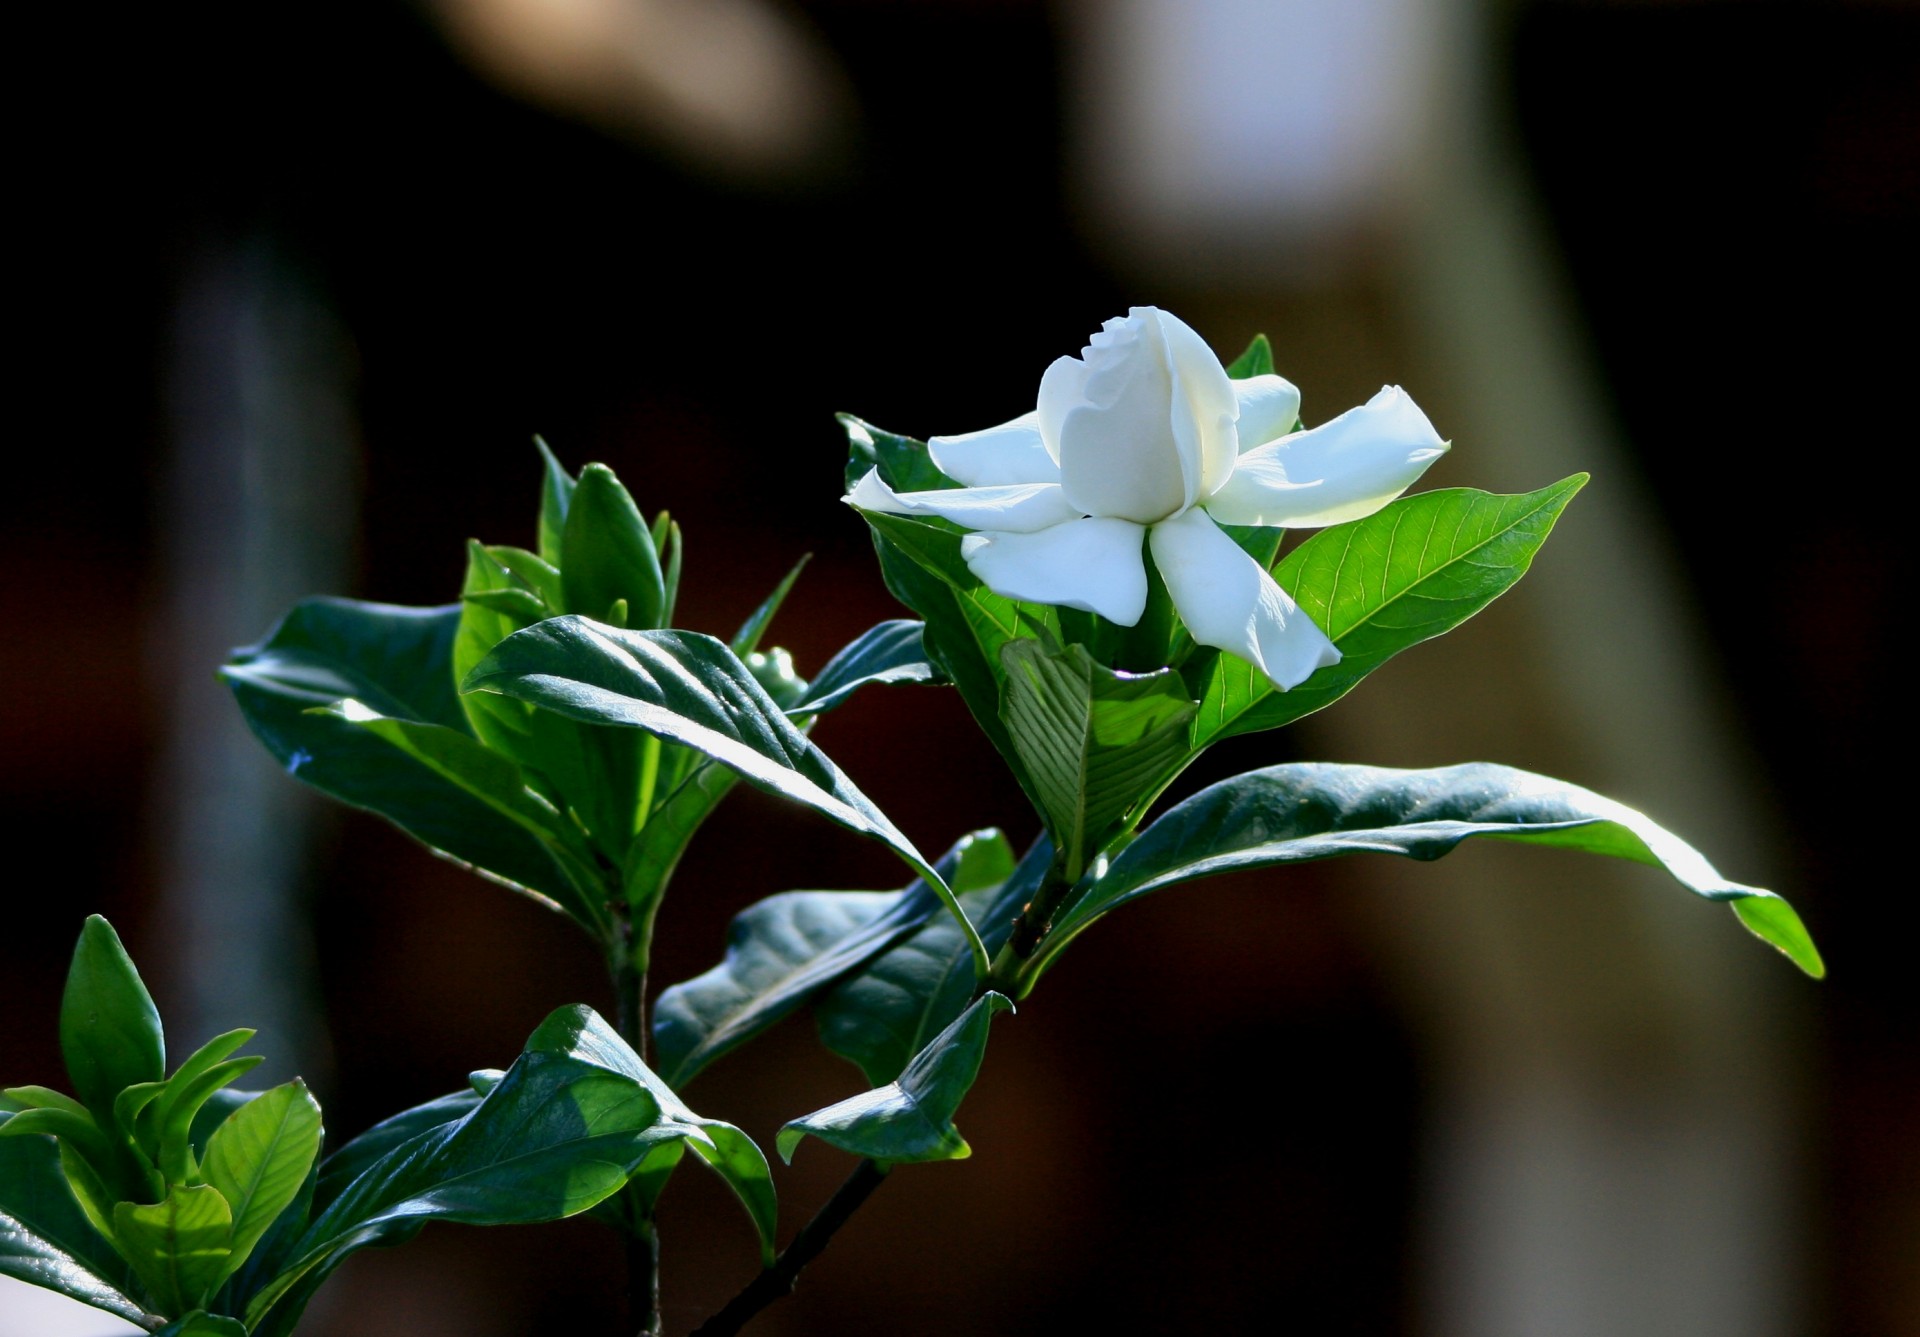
[1000,642,1195,879]
[1191,477,1588,744]
[778,993,1012,1166]
[1224,333,1275,379]
[0,1111,149,1324]
[203,1080,324,1283]
[465,618,987,974]
[155,1312,249,1337]
[792,620,944,715]
[60,916,165,1128]
[535,436,577,566]
[114,1185,234,1314]
[654,831,1011,1087]
[731,555,811,656]
[223,597,593,916]
[1040,761,1822,977]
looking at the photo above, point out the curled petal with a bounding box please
[1150,508,1339,690]
[1232,374,1302,452]
[961,517,1150,626]
[1053,314,1189,524]
[1154,308,1239,504]
[846,468,1082,535]
[1207,385,1448,529]
[1036,355,1088,467]
[929,411,1061,487]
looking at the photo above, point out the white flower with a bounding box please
[846,307,1448,690]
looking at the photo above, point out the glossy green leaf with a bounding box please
[311,1087,484,1216]
[155,1312,249,1337]
[654,831,1011,1087]
[142,1030,254,1159]
[839,413,960,494]
[1224,333,1275,379]
[731,555,810,657]
[817,837,1050,1085]
[223,597,589,916]
[202,1081,324,1284]
[464,618,987,975]
[1191,477,1586,745]
[242,1007,771,1335]
[1000,641,1195,880]
[59,916,165,1128]
[793,620,943,715]
[562,464,665,630]
[778,993,1012,1166]
[156,1059,264,1185]
[1039,761,1823,978]
[0,1110,150,1326]
[535,437,576,566]
[114,1185,233,1314]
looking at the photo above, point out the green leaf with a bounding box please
[223,598,589,915]
[311,1088,483,1216]
[999,642,1196,880]
[535,437,577,566]
[0,1110,150,1325]
[155,1312,249,1337]
[562,464,666,629]
[817,836,1049,1085]
[731,555,811,657]
[202,1081,324,1284]
[1192,477,1587,745]
[325,701,604,929]
[241,1007,773,1333]
[113,1185,233,1314]
[1224,333,1274,379]
[59,916,165,1130]
[793,620,943,715]
[653,830,1011,1087]
[464,618,987,976]
[157,1060,264,1185]
[778,994,1013,1166]
[1039,761,1823,979]
[839,413,960,493]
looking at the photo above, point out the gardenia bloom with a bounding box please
[846,307,1448,690]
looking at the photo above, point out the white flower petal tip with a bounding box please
[960,518,1150,626]
[1149,509,1340,691]
[1205,384,1450,530]
[928,411,1061,488]
[845,467,1081,535]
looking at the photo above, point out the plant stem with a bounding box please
[691,1160,890,1337]
[611,912,660,1337]
[983,853,1074,996]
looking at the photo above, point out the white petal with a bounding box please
[1232,374,1302,451]
[1207,385,1448,529]
[1036,355,1087,467]
[1150,508,1339,690]
[1052,311,1189,524]
[961,517,1150,626]
[929,411,1061,487]
[845,468,1083,535]
[1153,307,1239,504]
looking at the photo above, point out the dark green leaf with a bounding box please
[562,464,665,630]
[1039,761,1823,978]
[155,1312,249,1337]
[312,1088,483,1216]
[241,1008,772,1333]
[778,994,1012,1166]
[793,620,943,715]
[999,642,1195,880]
[0,1110,150,1325]
[817,836,1050,1085]
[113,1184,233,1314]
[653,831,1011,1087]
[731,555,811,657]
[464,619,987,975]
[1224,333,1274,380]
[223,598,589,917]
[1192,478,1587,745]
[202,1080,324,1283]
[839,414,960,493]
[60,916,165,1129]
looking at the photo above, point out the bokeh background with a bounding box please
[5,0,1913,1333]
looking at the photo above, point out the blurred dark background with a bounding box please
[3,0,1913,1334]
